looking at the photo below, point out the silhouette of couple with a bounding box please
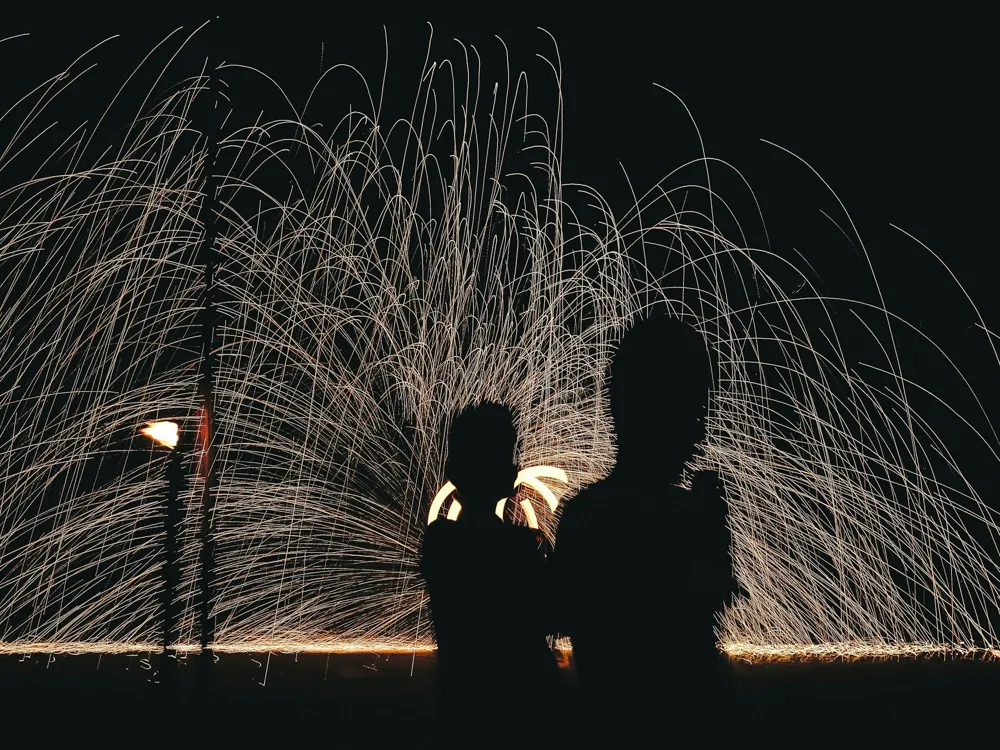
[420,315,737,746]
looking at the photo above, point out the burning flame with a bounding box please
[140,420,179,449]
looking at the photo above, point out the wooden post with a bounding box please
[196,23,221,691]
[161,445,184,689]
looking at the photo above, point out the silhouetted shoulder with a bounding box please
[422,517,455,543]
[558,479,614,527]
[420,517,455,550]
[419,519,462,578]
[559,477,673,532]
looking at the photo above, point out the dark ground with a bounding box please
[1,651,995,747]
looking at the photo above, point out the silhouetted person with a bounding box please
[553,315,737,740]
[420,402,561,747]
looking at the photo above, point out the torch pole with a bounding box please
[161,445,184,690]
[196,25,221,692]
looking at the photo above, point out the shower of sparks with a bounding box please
[140,421,180,449]
[1,29,999,662]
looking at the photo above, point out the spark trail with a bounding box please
[1,29,998,661]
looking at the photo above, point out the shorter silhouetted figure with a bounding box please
[421,402,560,747]
[554,315,737,740]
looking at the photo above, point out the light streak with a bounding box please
[0,29,999,660]
[427,465,568,529]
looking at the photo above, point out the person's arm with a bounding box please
[419,522,438,581]
[691,470,737,605]
[550,501,579,638]
[420,522,460,645]
[419,522,450,608]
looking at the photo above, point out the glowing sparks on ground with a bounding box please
[0,642,167,656]
[722,642,1000,663]
[140,421,180,449]
[1,30,999,661]
[0,640,434,655]
[5,639,997,663]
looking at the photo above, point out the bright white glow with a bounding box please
[519,499,539,529]
[517,473,561,513]
[427,466,567,530]
[140,421,179,449]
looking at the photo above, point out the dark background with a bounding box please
[1,10,996,746]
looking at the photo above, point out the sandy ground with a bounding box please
[1,651,996,747]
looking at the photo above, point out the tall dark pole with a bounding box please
[196,27,221,692]
[161,445,184,690]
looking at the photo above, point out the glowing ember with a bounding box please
[140,421,179,449]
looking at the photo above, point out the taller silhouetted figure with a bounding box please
[554,315,736,740]
[420,402,560,747]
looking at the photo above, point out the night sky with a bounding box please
[4,17,988,336]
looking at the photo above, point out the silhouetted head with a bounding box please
[608,315,712,482]
[445,401,519,518]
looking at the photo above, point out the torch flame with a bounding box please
[141,420,179,449]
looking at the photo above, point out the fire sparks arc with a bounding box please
[428,466,568,529]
